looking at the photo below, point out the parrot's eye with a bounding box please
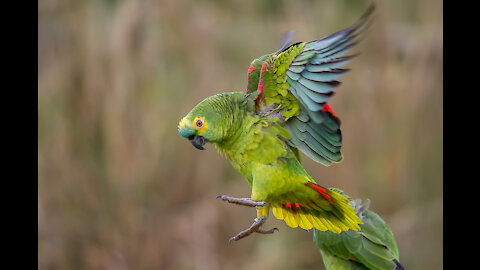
[195,119,204,128]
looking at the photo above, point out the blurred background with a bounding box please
[38,0,442,269]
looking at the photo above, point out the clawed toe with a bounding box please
[216,194,268,207]
[215,195,275,242]
[228,216,278,242]
[256,227,279,234]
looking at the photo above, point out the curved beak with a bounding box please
[189,135,206,150]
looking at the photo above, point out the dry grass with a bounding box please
[38,0,442,269]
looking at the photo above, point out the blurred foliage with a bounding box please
[38,0,442,269]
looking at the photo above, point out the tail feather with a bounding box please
[271,183,362,233]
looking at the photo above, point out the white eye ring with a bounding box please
[195,119,204,128]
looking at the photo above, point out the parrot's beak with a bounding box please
[189,135,206,150]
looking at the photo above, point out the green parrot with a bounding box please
[178,5,374,241]
[314,188,404,270]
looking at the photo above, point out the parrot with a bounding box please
[178,4,375,242]
[314,188,404,270]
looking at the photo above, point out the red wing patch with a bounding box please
[245,65,257,93]
[305,182,332,201]
[322,103,336,116]
[257,62,267,93]
[256,61,268,100]
[247,64,256,74]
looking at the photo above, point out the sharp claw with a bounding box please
[216,196,275,242]
[228,237,236,243]
[228,216,268,242]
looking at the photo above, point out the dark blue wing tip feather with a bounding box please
[275,30,297,53]
[306,3,375,50]
[393,259,405,270]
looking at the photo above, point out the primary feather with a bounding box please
[246,4,374,166]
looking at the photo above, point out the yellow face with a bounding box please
[191,116,209,134]
[178,116,209,136]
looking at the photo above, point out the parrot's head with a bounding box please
[178,93,238,150]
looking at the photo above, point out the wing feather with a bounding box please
[247,4,374,165]
[305,55,356,72]
[313,190,404,270]
[301,69,350,82]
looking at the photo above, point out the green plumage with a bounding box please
[178,2,377,239]
[313,189,403,270]
[179,91,362,232]
[177,4,404,269]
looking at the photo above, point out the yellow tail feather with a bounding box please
[271,196,362,233]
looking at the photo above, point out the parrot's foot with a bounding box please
[228,216,278,243]
[216,195,275,242]
[352,198,370,221]
[216,195,268,207]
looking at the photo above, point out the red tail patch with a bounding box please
[284,202,302,209]
[306,182,332,201]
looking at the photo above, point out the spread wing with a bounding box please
[246,4,374,166]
